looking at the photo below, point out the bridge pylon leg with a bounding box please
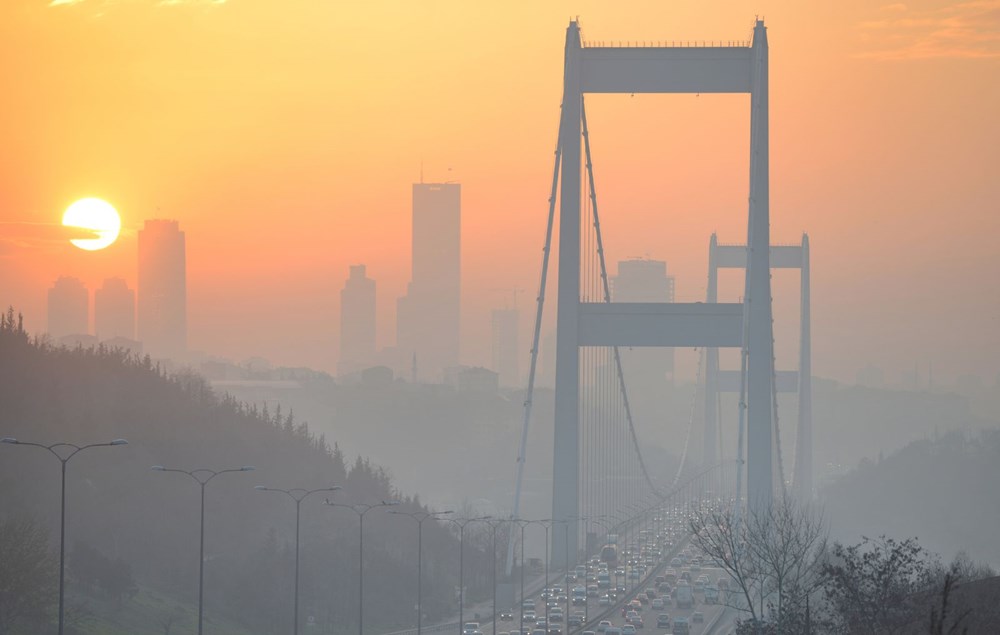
[551,20,582,569]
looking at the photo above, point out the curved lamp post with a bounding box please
[1,437,128,635]
[255,485,341,635]
[326,500,400,635]
[389,509,453,634]
[483,518,509,635]
[448,516,492,635]
[151,464,254,635]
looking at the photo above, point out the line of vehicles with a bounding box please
[484,508,732,635]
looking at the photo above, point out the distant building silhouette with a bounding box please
[339,264,376,376]
[611,258,676,427]
[396,182,461,381]
[95,277,135,340]
[491,308,520,388]
[47,276,88,338]
[138,219,186,359]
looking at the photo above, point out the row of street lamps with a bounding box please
[3,435,666,635]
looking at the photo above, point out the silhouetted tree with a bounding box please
[822,535,937,635]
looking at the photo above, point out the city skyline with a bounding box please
[0,0,997,386]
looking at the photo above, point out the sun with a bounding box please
[62,198,121,251]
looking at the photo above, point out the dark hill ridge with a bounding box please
[0,310,475,633]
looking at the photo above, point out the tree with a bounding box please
[689,495,828,633]
[0,516,57,634]
[926,573,969,635]
[822,535,937,635]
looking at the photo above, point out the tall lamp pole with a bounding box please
[151,464,254,635]
[448,516,491,635]
[255,485,341,635]
[326,500,400,635]
[389,509,453,635]
[483,519,507,635]
[1,437,128,635]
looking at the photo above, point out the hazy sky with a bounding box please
[1,0,998,385]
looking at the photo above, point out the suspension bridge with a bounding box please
[506,17,814,578]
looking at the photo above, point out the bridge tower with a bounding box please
[550,19,775,568]
[702,234,813,499]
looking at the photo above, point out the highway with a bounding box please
[486,507,733,635]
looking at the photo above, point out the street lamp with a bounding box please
[511,518,551,635]
[151,464,254,635]
[389,509,453,635]
[555,516,586,629]
[326,500,400,635]
[483,518,508,635]
[448,516,491,635]
[255,485,341,635]
[1,437,128,635]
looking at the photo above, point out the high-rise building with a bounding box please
[612,258,676,433]
[339,264,376,376]
[95,277,135,340]
[396,182,461,381]
[491,308,520,388]
[138,219,186,359]
[47,276,88,339]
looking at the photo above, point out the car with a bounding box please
[500,611,514,621]
[523,599,536,610]
[656,614,671,629]
[645,588,657,600]
[549,610,563,623]
[463,623,483,635]
[651,598,664,610]
[523,611,536,622]
[547,628,563,635]
[692,612,704,624]
[621,626,638,635]
[596,621,613,633]
[568,613,584,627]
[598,593,612,606]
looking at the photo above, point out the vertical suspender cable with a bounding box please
[581,96,664,500]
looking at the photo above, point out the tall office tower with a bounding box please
[396,182,461,381]
[137,219,186,359]
[611,258,676,435]
[339,264,376,376]
[95,277,135,340]
[491,308,520,388]
[47,276,88,339]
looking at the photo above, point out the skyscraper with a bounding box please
[138,219,186,359]
[491,307,520,388]
[612,258,676,434]
[95,277,135,340]
[47,276,88,339]
[396,182,461,381]
[339,264,376,376]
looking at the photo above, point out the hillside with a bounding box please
[822,428,1000,568]
[0,310,483,634]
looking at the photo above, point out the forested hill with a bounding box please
[0,310,469,634]
[823,427,1000,568]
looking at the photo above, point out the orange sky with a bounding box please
[1,0,998,385]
